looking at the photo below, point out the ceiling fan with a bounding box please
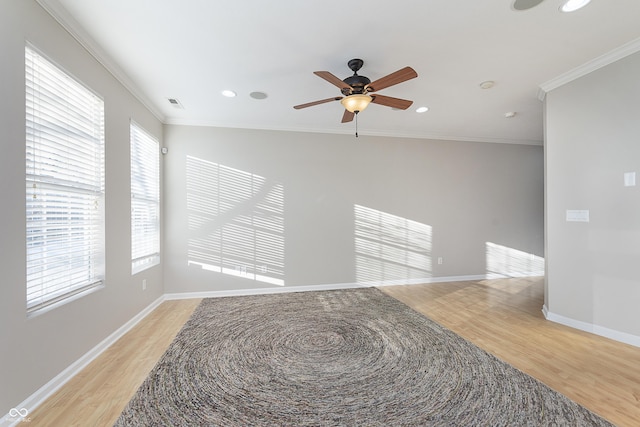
[294,59,418,123]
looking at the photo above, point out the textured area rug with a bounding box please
[115,288,613,426]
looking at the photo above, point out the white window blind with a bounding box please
[25,45,105,314]
[130,122,160,274]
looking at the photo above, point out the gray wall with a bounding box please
[545,51,640,337]
[0,0,164,415]
[164,125,544,293]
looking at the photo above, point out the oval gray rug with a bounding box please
[114,288,613,426]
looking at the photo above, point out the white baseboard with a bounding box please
[164,275,492,300]
[374,274,488,287]
[1,295,165,427]
[164,282,372,300]
[542,305,640,348]
[485,270,545,279]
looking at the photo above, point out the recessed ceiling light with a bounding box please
[559,0,591,12]
[479,81,495,89]
[250,91,268,100]
[221,90,237,98]
[504,111,517,118]
[416,106,429,113]
[512,0,544,11]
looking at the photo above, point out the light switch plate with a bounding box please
[566,210,589,222]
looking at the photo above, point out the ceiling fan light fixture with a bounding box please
[341,94,372,113]
[559,0,591,12]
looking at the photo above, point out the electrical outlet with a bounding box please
[142,279,147,290]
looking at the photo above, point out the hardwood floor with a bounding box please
[27,277,640,426]
[27,299,201,427]
[381,277,640,427]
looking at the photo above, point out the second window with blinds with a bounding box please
[130,122,160,274]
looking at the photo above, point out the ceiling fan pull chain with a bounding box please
[355,112,359,138]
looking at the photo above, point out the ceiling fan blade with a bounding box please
[371,94,414,110]
[293,97,342,109]
[314,71,352,91]
[366,67,418,92]
[341,110,355,123]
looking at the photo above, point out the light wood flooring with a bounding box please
[27,299,202,427]
[381,277,640,427]
[27,277,640,426]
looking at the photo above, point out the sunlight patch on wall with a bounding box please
[354,205,432,284]
[485,242,544,278]
[186,156,285,286]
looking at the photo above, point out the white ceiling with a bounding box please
[40,0,640,145]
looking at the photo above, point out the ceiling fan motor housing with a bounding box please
[342,74,371,95]
[342,58,370,95]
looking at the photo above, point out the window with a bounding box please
[25,45,105,314]
[130,122,160,274]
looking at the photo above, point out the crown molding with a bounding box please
[36,0,166,122]
[538,36,640,101]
